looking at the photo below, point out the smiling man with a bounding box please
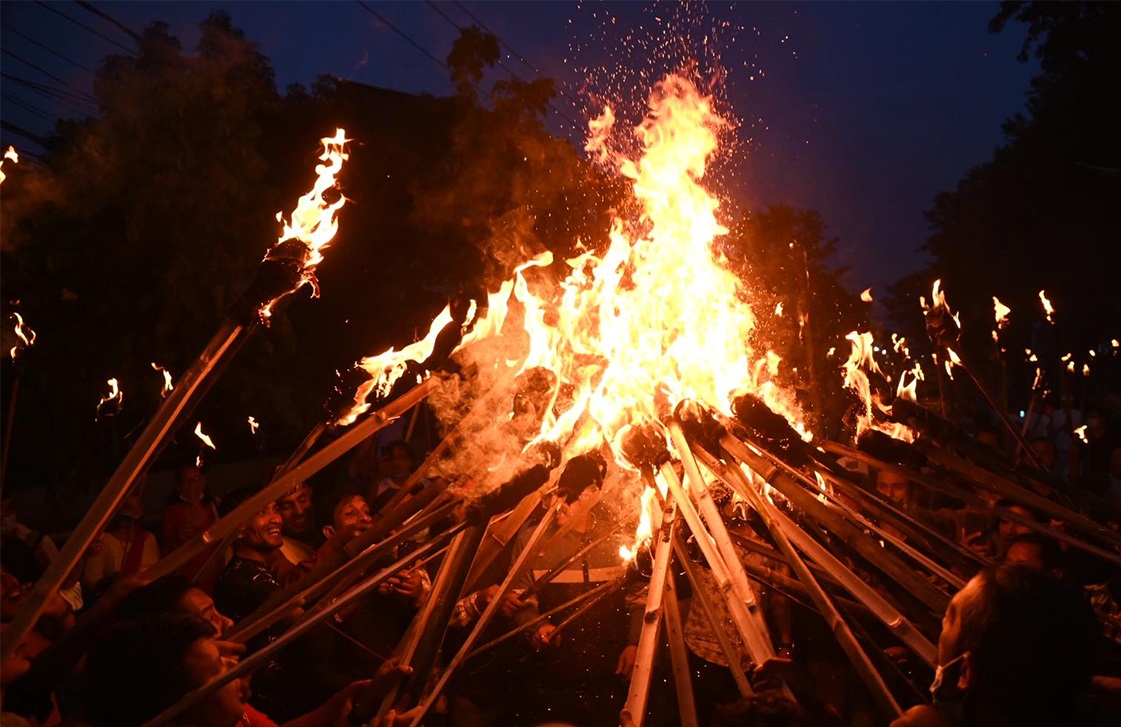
[214,488,285,624]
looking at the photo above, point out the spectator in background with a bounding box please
[84,493,159,597]
[367,440,417,513]
[1028,437,1057,478]
[994,499,1038,556]
[162,465,220,591]
[1002,533,1063,577]
[1,496,58,584]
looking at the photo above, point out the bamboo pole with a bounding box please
[719,432,951,612]
[406,504,561,727]
[670,534,753,698]
[522,522,623,599]
[145,378,436,582]
[228,501,460,644]
[3,319,249,659]
[661,564,699,727]
[658,460,777,667]
[140,529,453,727]
[689,440,903,719]
[827,440,1121,565]
[667,423,780,663]
[954,355,1047,472]
[623,491,678,725]
[694,446,937,668]
[468,577,624,660]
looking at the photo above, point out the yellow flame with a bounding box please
[260,129,350,318]
[335,305,456,426]
[860,288,873,303]
[194,422,217,450]
[1074,425,1088,444]
[0,145,18,185]
[1083,363,1091,377]
[774,301,784,317]
[1038,290,1055,323]
[921,279,961,331]
[151,362,173,397]
[9,312,36,360]
[247,416,259,435]
[97,378,122,415]
[993,297,1011,327]
[619,485,657,562]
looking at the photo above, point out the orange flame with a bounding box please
[840,331,914,441]
[860,288,873,303]
[0,145,18,185]
[1038,290,1055,324]
[334,305,456,426]
[151,362,173,398]
[9,312,36,360]
[96,378,123,418]
[260,129,350,319]
[194,421,217,450]
[247,416,259,435]
[619,485,657,562]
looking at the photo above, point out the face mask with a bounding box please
[929,650,970,722]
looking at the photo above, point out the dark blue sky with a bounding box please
[1,1,1038,298]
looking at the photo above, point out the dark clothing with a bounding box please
[214,556,281,623]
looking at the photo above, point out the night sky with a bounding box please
[1,1,1038,301]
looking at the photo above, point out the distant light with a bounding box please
[1019,410,1026,419]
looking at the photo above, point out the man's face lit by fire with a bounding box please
[179,587,235,639]
[276,484,313,538]
[240,503,283,553]
[328,495,372,545]
[181,638,246,727]
[875,470,913,508]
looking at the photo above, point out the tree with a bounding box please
[724,205,868,436]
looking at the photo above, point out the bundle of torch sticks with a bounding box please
[5,87,1119,727]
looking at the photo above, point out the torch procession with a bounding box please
[1,4,1118,727]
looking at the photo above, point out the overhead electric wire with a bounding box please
[74,1,143,43]
[422,0,579,127]
[2,93,56,123]
[34,0,136,55]
[1,25,97,75]
[2,49,99,104]
[451,0,583,111]
[0,73,99,116]
[1,120,49,149]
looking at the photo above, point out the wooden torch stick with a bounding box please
[140,528,453,727]
[623,489,678,725]
[662,561,700,727]
[666,423,780,665]
[146,377,436,582]
[689,441,903,719]
[670,533,753,698]
[2,318,249,659]
[406,503,562,727]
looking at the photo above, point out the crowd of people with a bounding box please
[1,392,1120,727]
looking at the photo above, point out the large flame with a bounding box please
[259,129,350,318]
[840,331,914,442]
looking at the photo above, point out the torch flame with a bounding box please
[335,304,456,426]
[194,422,216,450]
[1074,425,1088,444]
[1038,290,1055,324]
[9,312,36,360]
[151,362,174,398]
[247,416,259,435]
[860,288,873,303]
[259,129,350,319]
[0,145,18,185]
[96,378,123,419]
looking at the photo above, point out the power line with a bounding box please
[1,120,50,149]
[0,73,99,116]
[34,0,135,55]
[74,1,143,43]
[353,1,448,71]
[2,93,57,123]
[1,25,98,76]
[2,49,99,104]
[451,0,582,111]
[422,0,578,127]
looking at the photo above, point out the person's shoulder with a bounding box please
[889,705,954,727]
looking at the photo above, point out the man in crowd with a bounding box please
[214,488,285,623]
[276,482,319,570]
